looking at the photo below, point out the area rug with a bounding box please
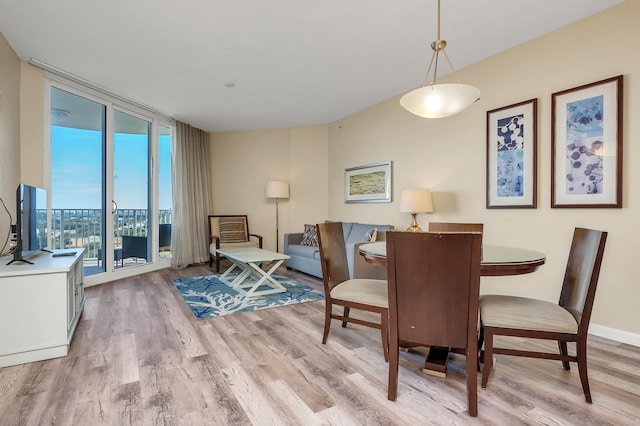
[172,274,325,319]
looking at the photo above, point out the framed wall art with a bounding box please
[344,161,392,203]
[486,98,538,209]
[551,75,623,208]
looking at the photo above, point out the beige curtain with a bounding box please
[171,120,213,268]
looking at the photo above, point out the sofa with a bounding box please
[284,222,394,280]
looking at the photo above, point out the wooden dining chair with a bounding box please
[316,222,389,361]
[479,227,607,403]
[428,222,484,233]
[386,231,483,416]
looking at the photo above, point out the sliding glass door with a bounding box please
[49,82,171,281]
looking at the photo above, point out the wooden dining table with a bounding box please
[359,241,546,376]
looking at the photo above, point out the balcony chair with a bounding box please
[159,223,171,252]
[479,227,607,403]
[386,230,482,417]
[316,222,389,362]
[122,235,149,264]
[208,215,263,272]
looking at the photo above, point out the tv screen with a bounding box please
[9,183,48,264]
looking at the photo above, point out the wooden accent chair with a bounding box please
[316,222,389,361]
[386,230,482,417]
[208,215,263,272]
[479,227,607,403]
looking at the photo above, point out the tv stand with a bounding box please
[0,249,84,367]
[6,257,34,265]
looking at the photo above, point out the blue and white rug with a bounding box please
[172,274,325,318]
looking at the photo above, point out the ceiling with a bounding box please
[0,0,623,132]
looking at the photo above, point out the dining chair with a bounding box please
[479,227,607,403]
[428,222,484,233]
[316,222,389,361]
[386,230,483,416]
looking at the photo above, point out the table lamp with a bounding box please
[265,180,289,252]
[400,189,434,232]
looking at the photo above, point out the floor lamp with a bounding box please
[265,181,289,252]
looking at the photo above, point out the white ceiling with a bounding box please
[0,0,623,132]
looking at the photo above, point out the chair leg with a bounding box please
[380,310,389,362]
[216,255,220,273]
[558,341,571,370]
[341,306,350,328]
[481,331,494,388]
[477,323,485,372]
[209,255,213,268]
[322,300,332,344]
[467,343,478,417]
[387,337,399,401]
[576,337,593,403]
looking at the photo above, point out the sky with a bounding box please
[51,126,172,210]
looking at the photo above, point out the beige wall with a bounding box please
[210,126,328,251]
[327,1,639,340]
[0,33,21,237]
[19,63,45,187]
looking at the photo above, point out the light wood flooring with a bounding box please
[1,263,639,425]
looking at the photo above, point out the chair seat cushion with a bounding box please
[480,295,578,334]
[331,279,388,308]
[210,241,260,255]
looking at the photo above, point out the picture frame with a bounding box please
[551,75,623,208]
[486,98,538,209]
[344,161,392,203]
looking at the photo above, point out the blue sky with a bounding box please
[51,126,172,210]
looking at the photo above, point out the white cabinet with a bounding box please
[0,249,84,368]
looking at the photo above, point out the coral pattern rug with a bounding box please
[172,274,324,318]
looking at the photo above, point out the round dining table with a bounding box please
[358,241,546,376]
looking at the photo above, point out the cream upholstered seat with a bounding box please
[208,215,263,272]
[480,295,578,333]
[316,222,389,362]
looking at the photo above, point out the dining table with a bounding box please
[358,241,546,376]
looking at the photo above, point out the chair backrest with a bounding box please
[159,223,171,249]
[209,215,250,243]
[317,222,351,292]
[122,235,148,259]
[429,222,484,233]
[386,231,482,349]
[559,227,607,335]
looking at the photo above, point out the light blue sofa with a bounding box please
[284,222,393,279]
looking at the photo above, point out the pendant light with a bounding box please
[400,0,481,118]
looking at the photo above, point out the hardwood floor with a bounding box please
[1,263,639,425]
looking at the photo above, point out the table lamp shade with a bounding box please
[400,189,434,213]
[265,181,289,199]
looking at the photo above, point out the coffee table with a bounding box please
[216,247,290,297]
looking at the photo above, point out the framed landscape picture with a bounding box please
[551,75,623,208]
[344,161,392,203]
[486,98,538,209]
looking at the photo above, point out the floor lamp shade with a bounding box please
[265,181,289,199]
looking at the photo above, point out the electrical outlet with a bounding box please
[10,233,17,241]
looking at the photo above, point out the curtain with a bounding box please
[171,120,213,268]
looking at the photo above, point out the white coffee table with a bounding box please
[216,247,290,297]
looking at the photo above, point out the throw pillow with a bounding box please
[301,224,319,246]
[362,228,378,242]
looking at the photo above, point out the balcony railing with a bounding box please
[50,208,172,262]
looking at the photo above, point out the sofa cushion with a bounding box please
[300,224,319,246]
[287,243,320,260]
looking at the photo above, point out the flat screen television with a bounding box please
[8,183,48,265]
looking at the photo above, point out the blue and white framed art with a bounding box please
[486,98,538,209]
[551,75,623,208]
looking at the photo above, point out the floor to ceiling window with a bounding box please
[48,80,172,284]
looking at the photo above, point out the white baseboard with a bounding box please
[589,323,640,347]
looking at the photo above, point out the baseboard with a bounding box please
[589,323,640,347]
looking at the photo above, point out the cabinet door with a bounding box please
[67,269,76,329]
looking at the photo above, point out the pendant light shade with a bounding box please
[401,0,480,118]
[400,83,481,118]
